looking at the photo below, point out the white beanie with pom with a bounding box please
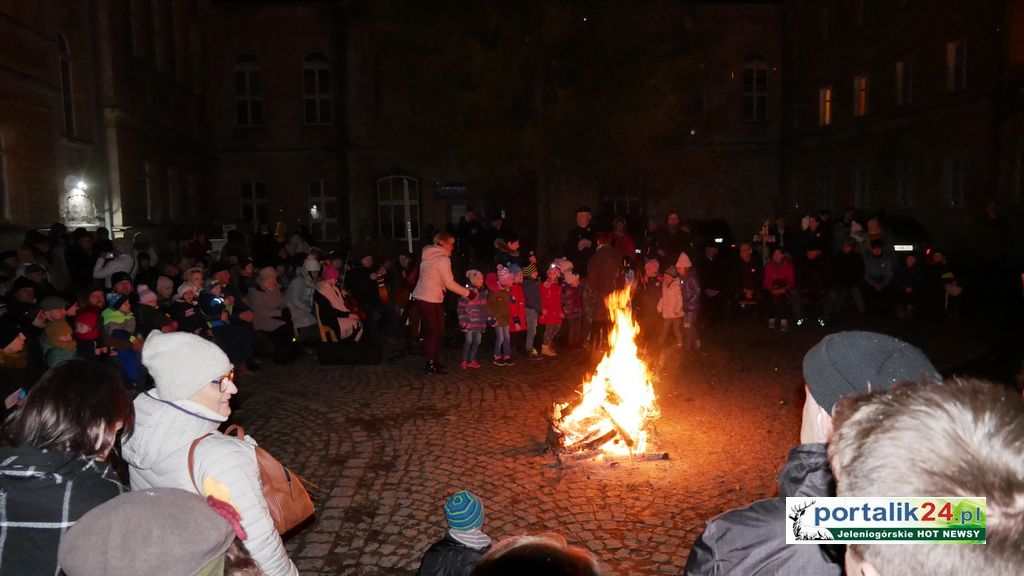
[142,332,233,401]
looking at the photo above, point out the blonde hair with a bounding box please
[830,378,1024,575]
[434,232,456,246]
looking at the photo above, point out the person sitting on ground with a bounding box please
[684,331,939,576]
[136,284,177,336]
[762,248,795,331]
[470,533,605,576]
[121,332,299,576]
[418,490,492,576]
[831,378,1024,576]
[172,282,207,336]
[248,267,295,365]
[58,487,261,576]
[39,296,77,367]
[457,270,487,370]
[0,360,132,576]
[0,317,31,419]
[315,265,363,342]
[284,256,320,347]
[102,293,143,388]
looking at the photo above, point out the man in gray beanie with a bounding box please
[684,331,939,576]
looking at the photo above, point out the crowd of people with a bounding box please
[0,205,1021,575]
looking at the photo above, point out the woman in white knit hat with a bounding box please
[122,331,298,576]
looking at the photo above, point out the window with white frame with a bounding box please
[59,36,75,137]
[235,54,263,126]
[946,42,968,93]
[853,74,868,117]
[945,154,968,207]
[240,181,268,230]
[894,160,915,208]
[303,53,332,125]
[895,60,913,106]
[377,176,420,241]
[308,179,339,241]
[742,54,769,121]
[818,86,832,126]
[852,167,872,208]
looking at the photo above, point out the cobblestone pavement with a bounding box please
[229,317,994,575]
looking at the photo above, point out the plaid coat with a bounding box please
[0,447,125,575]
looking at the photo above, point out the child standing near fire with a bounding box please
[656,266,684,348]
[558,259,585,349]
[486,266,514,366]
[678,253,702,351]
[538,262,564,356]
[457,270,487,369]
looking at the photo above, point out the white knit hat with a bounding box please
[142,332,233,401]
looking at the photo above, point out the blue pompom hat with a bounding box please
[444,490,484,531]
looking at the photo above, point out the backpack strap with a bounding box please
[224,424,246,440]
[187,432,216,494]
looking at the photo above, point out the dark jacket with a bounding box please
[830,251,865,289]
[684,444,843,576]
[522,277,542,311]
[345,266,381,311]
[734,257,763,295]
[586,246,624,314]
[0,447,126,576]
[564,226,596,277]
[417,534,488,576]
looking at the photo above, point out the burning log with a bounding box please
[599,405,634,449]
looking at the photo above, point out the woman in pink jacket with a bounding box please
[762,248,796,331]
[411,233,470,374]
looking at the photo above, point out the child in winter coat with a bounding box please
[457,270,488,369]
[656,266,684,348]
[561,266,585,349]
[171,283,207,336]
[136,284,177,336]
[678,254,702,350]
[521,257,543,358]
[538,263,564,356]
[507,263,527,339]
[40,297,77,367]
[73,308,108,359]
[102,293,143,387]
[486,266,513,366]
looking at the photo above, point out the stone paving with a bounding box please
[229,317,994,575]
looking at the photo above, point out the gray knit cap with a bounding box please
[802,331,939,414]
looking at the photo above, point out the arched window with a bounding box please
[303,52,332,125]
[308,179,339,241]
[742,53,768,122]
[234,54,263,126]
[59,35,75,137]
[240,181,268,230]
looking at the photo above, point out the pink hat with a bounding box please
[322,265,340,281]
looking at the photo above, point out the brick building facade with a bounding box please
[2,0,1022,258]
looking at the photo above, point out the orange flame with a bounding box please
[554,287,659,456]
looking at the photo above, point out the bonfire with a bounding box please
[549,287,660,458]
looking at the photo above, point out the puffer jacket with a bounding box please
[121,391,298,576]
[681,271,701,313]
[457,287,488,332]
[412,245,468,304]
[508,284,527,333]
[417,534,488,576]
[284,273,317,329]
[683,444,842,576]
[657,277,683,319]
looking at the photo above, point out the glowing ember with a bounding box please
[551,287,659,456]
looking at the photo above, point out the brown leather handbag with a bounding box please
[188,425,315,534]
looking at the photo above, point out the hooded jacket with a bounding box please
[412,245,469,304]
[484,274,510,327]
[121,392,298,576]
[683,444,842,576]
[284,270,317,329]
[657,276,684,319]
[0,447,125,576]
